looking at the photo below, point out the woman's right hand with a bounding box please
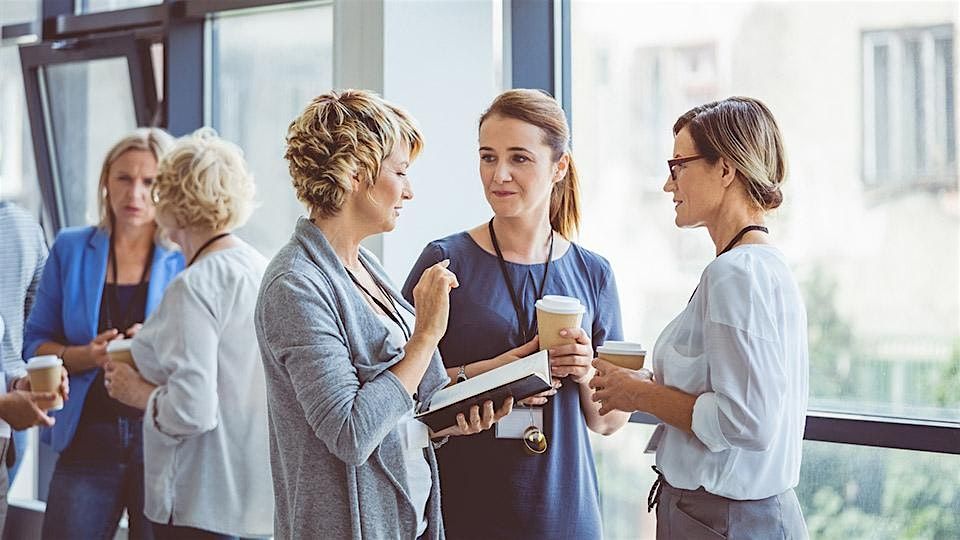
[86,329,120,368]
[412,259,459,343]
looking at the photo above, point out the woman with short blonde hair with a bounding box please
[105,127,273,539]
[257,89,510,540]
[26,127,183,540]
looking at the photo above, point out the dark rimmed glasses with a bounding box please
[667,155,704,181]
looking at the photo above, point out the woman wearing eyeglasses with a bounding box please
[402,89,630,539]
[590,97,809,538]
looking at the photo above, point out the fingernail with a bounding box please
[560,330,568,336]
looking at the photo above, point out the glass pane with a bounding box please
[799,440,960,539]
[0,0,39,25]
[210,3,334,258]
[591,426,658,539]
[0,45,42,216]
[78,0,161,15]
[592,424,960,539]
[571,1,960,422]
[43,57,137,227]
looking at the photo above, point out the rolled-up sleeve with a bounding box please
[692,316,786,454]
[259,271,412,467]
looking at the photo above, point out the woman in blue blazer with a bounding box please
[24,128,184,540]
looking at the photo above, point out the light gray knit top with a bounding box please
[255,218,448,540]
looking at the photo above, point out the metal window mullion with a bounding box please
[889,34,904,185]
[36,65,66,230]
[921,31,940,172]
[863,36,877,185]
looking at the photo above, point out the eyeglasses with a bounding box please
[667,155,704,181]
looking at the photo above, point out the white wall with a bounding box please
[381,0,499,284]
[335,0,499,285]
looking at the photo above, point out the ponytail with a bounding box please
[550,155,580,239]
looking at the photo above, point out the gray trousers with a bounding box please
[655,479,808,539]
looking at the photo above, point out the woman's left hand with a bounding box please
[104,362,154,410]
[589,358,655,415]
[549,327,594,385]
[433,397,514,438]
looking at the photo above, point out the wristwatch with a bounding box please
[457,364,468,383]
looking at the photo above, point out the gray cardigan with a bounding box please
[255,218,449,540]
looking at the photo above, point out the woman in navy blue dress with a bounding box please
[403,89,630,539]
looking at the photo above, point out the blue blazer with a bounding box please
[23,226,184,453]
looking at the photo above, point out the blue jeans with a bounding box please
[151,522,238,540]
[8,429,28,483]
[41,417,153,540]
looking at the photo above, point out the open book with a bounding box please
[416,350,551,432]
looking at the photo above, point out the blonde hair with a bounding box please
[284,89,424,218]
[479,89,581,239]
[673,96,787,211]
[152,128,255,232]
[96,127,174,232]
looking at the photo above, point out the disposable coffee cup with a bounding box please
[535,295,586,351]
[25,355,64,411]
[596,341,647,370]
[106,339,137,370]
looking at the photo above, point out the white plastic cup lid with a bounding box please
[597,341,646,355]
[26,355,63,371]
[107,339,133,353]
[535,295,585,315]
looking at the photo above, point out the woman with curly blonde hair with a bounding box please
[104,128,273,540]
[255,89,513,540]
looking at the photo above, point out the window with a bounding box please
[0,45,42,216]
[0,0,39,25]
[42,57,138,226]
[77,0,161,15]
[592,425,960,539]
[209,2,333,257]
[572,0,958,534]
[864,25,956,191]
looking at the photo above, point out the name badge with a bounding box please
[495,406,544,439]
[644,423,666,454]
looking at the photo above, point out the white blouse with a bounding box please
[651,244,809,500]
[377,308,432,537]
[132,243,274,536]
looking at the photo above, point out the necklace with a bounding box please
[104,233,152,335]
[188,232,232,266]
[488,218,554,342]
[689,224,768,302]
[345,258,413,340]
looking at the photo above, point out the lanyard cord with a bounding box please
[188,232,232,266]
[105,233,152,335]
[346,258,413,341]
[488,218,554,342]
[688,225,768,303]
